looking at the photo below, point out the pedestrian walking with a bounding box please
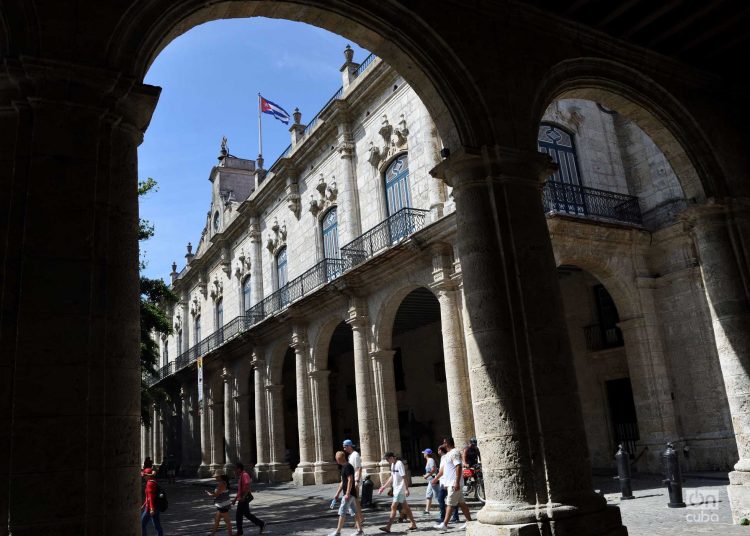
[205,469,234,536]
[377,452,417,533]
[141,468,164,536]
[433,445,459,524]
[329,451,364,536]
[233,462,265,534]
[342,439,364,526]
[433,437,472,531]
[421,448,439,515]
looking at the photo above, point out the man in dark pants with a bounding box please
[233,462,265,534]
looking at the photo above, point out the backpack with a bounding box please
[155,484,168,512]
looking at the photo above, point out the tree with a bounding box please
[139,178,177,425]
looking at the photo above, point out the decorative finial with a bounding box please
[220,136,228,157]
[293,107,302,125]
[171,261,177,272]
[344,44,354,63]
[186,242,193,255]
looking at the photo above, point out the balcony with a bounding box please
[341,208,428,269]
[145,207,428,388]
[542,181,643,226]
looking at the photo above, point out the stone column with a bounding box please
[292,329,316,485]
[426,132,446,222]
[347,304,382,484]
[267,384,292,482]
[337,130,362,246]
[253,353,271,481]
[249,218,264,308]
[431,279,475,448]
[152,405,163,467]
[222,366,237,475]
[310,369,339,484]
[209,398,224,472]
[682,202,750,523]
[0,60,159,533]
[198,386,212,477]
[370,349,403,483]
[432,147,625,535]
[180,383,194,475]
[233,359,253,467]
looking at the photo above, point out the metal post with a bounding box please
[662,442,686,508]
[614,444,634,500]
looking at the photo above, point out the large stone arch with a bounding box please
[372,282,438,351]
[531,57,723,201]
[266,337,292,385]
[309,312,348,371]
[104,0,493,152]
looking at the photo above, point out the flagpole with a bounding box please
[257,93,263,158]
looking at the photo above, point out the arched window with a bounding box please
[194,315,201,345]
[177,329,183,355]
[242,277,252,313]
[384,154,411,216]
[276,247,288,289]
[215,298,223,330]
[321,207,339,259]
[538,123,585,215]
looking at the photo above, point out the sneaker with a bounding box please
[327,532,341,536]
[433,522,447,530]
[350,531,364,536]
[422,510,430,516]
[259,521,266,533]
[379,527,391,533]
[460,522,468,529]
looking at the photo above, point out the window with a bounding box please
[276,247,289,307]
[177,329,183,355]
[194,315,201,345]
[593,284,623,348]
[162,342,168,367]
[321,207,339,259]
[213,211,220,232]
[538,123,585,215]
[215,298,224,343]
[242,277,252,313]
[384,154,411,216]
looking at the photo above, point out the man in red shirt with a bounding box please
[141,468,164,535]
[233,462,265,534]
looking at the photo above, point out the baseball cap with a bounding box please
[342,439,355,447]
[421,448,433,454]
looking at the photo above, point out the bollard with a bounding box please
[360,475,374,507]
[615,444,634,500]
[662,442,686,508]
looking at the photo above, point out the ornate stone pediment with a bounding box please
[309,174,338,217]
[368,114,409,169]
[266,218,287,254]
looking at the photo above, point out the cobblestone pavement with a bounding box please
[147,474,749,535]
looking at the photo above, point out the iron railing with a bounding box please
[583,323,624,352]
[354,53,376,77]
[542,181,642,225]
[341,208,428,269]
[303,87,344,137]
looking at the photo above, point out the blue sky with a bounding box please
[138,18,370,280]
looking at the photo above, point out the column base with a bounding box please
[223,463,236,478]
[362,461,383,487]
[314,461,340,484]
[197,464,212,478]
[728,470,750,523]
[468,505,627,536]
[268,462,292,483]
[254,463,271,483]
[293,462,316,486]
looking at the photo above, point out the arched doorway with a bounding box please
[327,321,358,450]
[280,347,299,472]
[389,287,450,470]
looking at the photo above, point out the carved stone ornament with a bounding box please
[209,276,223,301]
[173,313,182,332]
[220,249,231,277]
[190,296,202,317]
[369,114,409,169]
[309,174,338,217]
[197,272,208,298]
[286,182,301,219]
[266,218,288,254]
[234,248,252,280]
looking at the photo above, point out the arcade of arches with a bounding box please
[2,2,750,535]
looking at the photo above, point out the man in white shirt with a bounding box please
[377,452,417,533]
[431,437,472,531]
[343,439,364,527]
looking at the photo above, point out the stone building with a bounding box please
[4,2,750,534]
[143,48,737,490]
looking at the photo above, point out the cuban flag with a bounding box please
[259,95,291,125]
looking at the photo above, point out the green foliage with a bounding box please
[138,178,177,426]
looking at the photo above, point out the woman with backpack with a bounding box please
[141,467,164,536]
[205,469,234,536]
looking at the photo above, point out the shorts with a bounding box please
[446,486,463,506]
[425,482,439,499]
[216,505,230,513]
[392,490,406,504]
[338,496,357,516]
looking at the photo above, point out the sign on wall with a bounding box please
[197,357,204,403]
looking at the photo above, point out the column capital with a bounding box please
[266,383,283,393]
[309,369,331,380]
[233,394,251,402]
[430,145,554,192]
[291,328,308,350]
[221,366,233,381]
[251,357,266,371]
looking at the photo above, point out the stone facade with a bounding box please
[144,50,736,494]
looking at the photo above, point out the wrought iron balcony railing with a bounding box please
[542,181,643,226]
[340,208,428,269]
[583,323,624,352]
[354,53,376,77]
